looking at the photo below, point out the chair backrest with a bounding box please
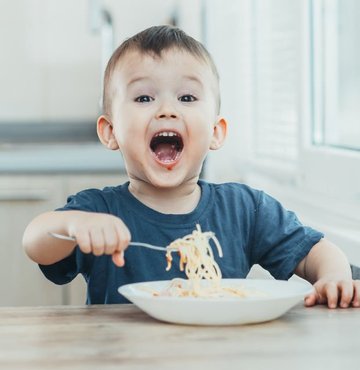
[350,264,360,280]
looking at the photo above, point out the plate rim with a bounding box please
[118,278,314,303]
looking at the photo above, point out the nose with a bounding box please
[155,100,178,120]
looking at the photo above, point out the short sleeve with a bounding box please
[38,189,106,285]
[39,248,93,285]
[250,191,324,279]
[56,188,108,213]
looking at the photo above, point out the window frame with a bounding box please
[204,0,360,265]
[297,0,360,222]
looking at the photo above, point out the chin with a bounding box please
[147,170,197,189]
[148,176,184,189]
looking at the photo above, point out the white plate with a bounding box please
[118,279,314,326]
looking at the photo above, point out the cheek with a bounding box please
[188,131,214,160]
[113,118,144,146]
[115,128,149,164]
[191,117,216,143]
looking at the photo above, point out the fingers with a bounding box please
[352,280,360,307]
[325,282,340,308]
[73,228,92,254]
[103,225,119,255]
[89,227,107,256]
[311,279,360,308]
[112,251,125,267]
[69,214,131,265]
[113,223,131,255]
[110,222,130,267]
[339,281,354,308]
[304,293,317,307]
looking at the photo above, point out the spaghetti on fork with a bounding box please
[162,224,250,298]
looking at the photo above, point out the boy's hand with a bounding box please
[295,239,359,309]
[304,276,360,308]
[67,212,131,267]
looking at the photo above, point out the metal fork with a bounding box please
[48,232,176,252]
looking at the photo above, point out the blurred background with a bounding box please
[0,0,359,306]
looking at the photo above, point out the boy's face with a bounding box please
[98,48,226,189]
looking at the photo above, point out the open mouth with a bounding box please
[150,131,184,164]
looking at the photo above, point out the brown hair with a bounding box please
[102,25,220,115]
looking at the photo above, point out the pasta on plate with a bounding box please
[154,224,261,298]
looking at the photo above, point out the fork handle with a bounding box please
[48,232,167,251]
[129,242,167,251]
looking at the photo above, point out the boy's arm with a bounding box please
[295,238,360,308]
[23,210,131,267]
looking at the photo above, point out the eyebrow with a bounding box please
[127,75,204,87]
[182,75,204,87]
[127,76,150,87]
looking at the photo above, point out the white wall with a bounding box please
[0,0,185,123]
[204,0,252,183]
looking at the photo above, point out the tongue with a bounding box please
[154,143,177,162]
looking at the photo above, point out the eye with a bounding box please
[179,94,197,103]
[135,95,154,103]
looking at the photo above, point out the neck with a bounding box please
[128,178,201,214]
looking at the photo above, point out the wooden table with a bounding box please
[0,304,359,370]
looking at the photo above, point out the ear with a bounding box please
[97,115,119,150]
[209,117,227,150]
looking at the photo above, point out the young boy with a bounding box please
[23,25,359,308]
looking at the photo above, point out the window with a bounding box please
[205,0,360,218]
[311,0,360,151]
[205,0,360,264]
[299,0,360,207]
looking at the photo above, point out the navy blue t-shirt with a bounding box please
[39,181,323,304]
